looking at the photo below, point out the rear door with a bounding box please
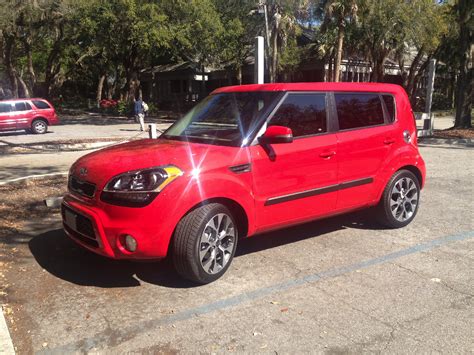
[334,92,397,209]
[0,102,15,130]
[251,92,338,231]
[12,101,33,129]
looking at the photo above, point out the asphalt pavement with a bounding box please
[1,142,473,353]
[0,114,172,183]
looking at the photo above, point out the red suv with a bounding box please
[0,98,59,134]
[62,83,426,284]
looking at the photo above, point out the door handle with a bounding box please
[319,151,336,159]
[384,138,395,145]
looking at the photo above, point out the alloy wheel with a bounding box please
[199,213,235,274]
[390,177,418,222]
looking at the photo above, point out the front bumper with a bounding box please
[61,193,172,260]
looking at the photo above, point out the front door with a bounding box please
[250,92,338,231]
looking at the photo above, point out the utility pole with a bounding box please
[254,36,265,84]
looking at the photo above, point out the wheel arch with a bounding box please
[397,165,423,188]
[165,196,250,259]
[185,197,249,239]
[32,116,49,125]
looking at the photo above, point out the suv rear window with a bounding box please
[269,93,327,137]
[335,93,385,130]
[32,100,51,109]
[14,102,31,111]
[0,103,12,113]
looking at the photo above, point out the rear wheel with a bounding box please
[31,119,48,134]
[376,170,420,228]
[172,203,238,284]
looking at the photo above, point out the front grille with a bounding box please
[69,176,96,198]
[62,204,99,248]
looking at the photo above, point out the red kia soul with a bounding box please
[62,83,425,284]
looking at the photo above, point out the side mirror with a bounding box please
[258,125,293,145]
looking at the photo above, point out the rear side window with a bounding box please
[382,94,396,122]
[0,103,12,113]
[32,100,51,109]
[335,93,384,130]
[269,93,327,137]
[14,102,31,111]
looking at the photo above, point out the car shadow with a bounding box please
[28,209,383,289]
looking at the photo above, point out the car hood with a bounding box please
[70,138,248,189]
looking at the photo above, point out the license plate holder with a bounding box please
[64,209,77,231]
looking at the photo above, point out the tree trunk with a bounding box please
[17,75,31,98]
[96,74,106,108]
[200,64,206,98]
[406,47,425,97]
[22,36,36,93]
[454,0,473,128]
[45,23,64,98]
[334,22,344,82]
[237,66,242,85]
[4,34,19,98]
[270,28,278,83]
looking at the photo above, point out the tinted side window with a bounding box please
[0,103,12,113]
[14,102,31,111]
[382,95,395,122]
[32,100,51,109]
[335,93,384,130]
[269,93,327,137]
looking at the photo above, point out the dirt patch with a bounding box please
[0,176,67,239]
[432,128,474,139]
[0,177,67,353]
[0,177,67,299]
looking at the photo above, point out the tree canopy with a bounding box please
[0,0,470,126]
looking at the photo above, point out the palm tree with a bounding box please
[317,0,358,82]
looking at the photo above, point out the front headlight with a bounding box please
[101,165,183,207]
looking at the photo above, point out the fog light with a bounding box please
[124,235,137,252]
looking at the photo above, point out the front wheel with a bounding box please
[376,170,421,228]
[172,203,238,284]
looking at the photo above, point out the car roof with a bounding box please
[0,98,50,103]
[212,82,406,95]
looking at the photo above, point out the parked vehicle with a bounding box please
[62,83,426,284]
[0,98,59,134]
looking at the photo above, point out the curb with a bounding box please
[418,137,473,147]
[0,140,123,153]
[0,306,15,354]
[0,139,137,154]
[0,172,68,186]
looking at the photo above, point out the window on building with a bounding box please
[269,93,327,137]
[335,93,385,130]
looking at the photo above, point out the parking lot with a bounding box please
[1,141,473,353]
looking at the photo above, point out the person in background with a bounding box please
[134,97,145,131]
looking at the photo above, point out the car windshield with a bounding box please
[162,92,280,146]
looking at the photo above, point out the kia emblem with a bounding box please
[79,167,88,176]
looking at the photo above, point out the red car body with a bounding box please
[0,98,59,133]
[63,83,425,264]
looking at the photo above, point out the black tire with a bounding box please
[31,119,48,134]
[172,203,238,284]
[376,169,421,228]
